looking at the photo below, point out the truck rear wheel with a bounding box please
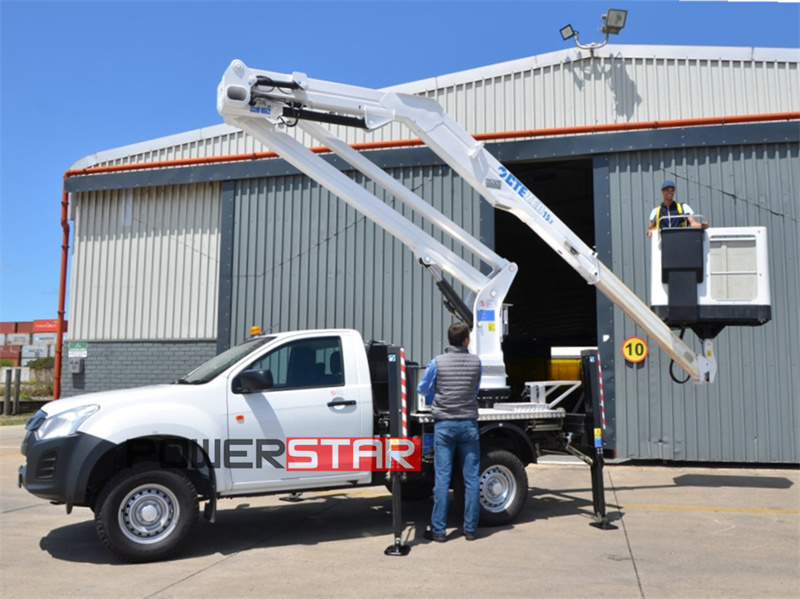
[94,463,198,562]
[454,448,528,526]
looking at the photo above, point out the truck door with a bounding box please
[226,334,371,492]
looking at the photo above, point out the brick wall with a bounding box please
[59,340,217,397]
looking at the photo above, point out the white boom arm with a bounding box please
[217,60,716,384]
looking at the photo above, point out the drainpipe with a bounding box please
[53,185,70,400]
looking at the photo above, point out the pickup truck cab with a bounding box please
[19,330,387,560]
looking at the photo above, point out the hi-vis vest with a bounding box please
[654,202,687,229]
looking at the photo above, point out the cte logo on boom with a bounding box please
[496,165,554,225]
[497,166,529,198]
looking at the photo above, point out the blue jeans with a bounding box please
[431,419,480,535]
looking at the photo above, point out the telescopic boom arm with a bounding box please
[217,60,716,384]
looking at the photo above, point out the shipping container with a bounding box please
[0,322,16,334]
[33,333,57,345]
[16,322,34,334]
[6,333,31,346]
[33,319,64,333]
[21,345,49,359]
[0,345,22,359]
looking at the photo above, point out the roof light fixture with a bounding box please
[560,8,628,55]
[602,9,628,35]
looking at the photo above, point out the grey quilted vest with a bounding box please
[432,345,481,421]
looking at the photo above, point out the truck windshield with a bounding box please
[175,336,276,384]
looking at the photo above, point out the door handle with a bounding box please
[327,399,356,408]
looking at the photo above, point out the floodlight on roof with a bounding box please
[602,9,628,35]
[560,24,576,41]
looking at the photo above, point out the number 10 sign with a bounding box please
[622,336,648,368]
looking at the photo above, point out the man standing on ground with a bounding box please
[417,322,482,542]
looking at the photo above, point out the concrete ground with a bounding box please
[2,424,798,599]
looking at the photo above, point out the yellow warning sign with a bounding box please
[622,336,648,363]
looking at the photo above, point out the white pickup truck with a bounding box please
[20,329,592,562]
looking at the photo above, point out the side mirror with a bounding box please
[237,369,274,393]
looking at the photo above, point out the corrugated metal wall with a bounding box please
[420,50,798,134]
[69,182,220,340]
[607,142,799,463]
[81,46,799,168]
[227,166,486,365]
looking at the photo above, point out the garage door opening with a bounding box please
[493,159,597,394]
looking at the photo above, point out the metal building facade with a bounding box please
[412,47,797,135]
[208,128,799,464]
[599,141,799,463]
[73,46,798,169]
[62,182,221,396]
[69,182,221,340]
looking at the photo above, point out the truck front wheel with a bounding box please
[454,448,528,526]
[94,463,198,562]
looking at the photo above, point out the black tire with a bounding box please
[454,448,528,526]
[94,463,198,563]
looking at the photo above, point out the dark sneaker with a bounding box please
[464,530,478,541]
[423,529,447,543]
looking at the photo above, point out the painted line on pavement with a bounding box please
[617,504,800,515]
[529,498,799,514]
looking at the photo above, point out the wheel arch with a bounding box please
[478,422,536,466]
[85,436,216,511]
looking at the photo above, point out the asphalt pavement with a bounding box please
[1,424,798,598]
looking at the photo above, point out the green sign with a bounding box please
[68,342,88,357]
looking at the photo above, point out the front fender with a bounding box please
[79,402,231,493]
[81,404,229,460]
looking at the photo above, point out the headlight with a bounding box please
[35,405,100,441]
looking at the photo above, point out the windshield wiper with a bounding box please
[174,377,207,385]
